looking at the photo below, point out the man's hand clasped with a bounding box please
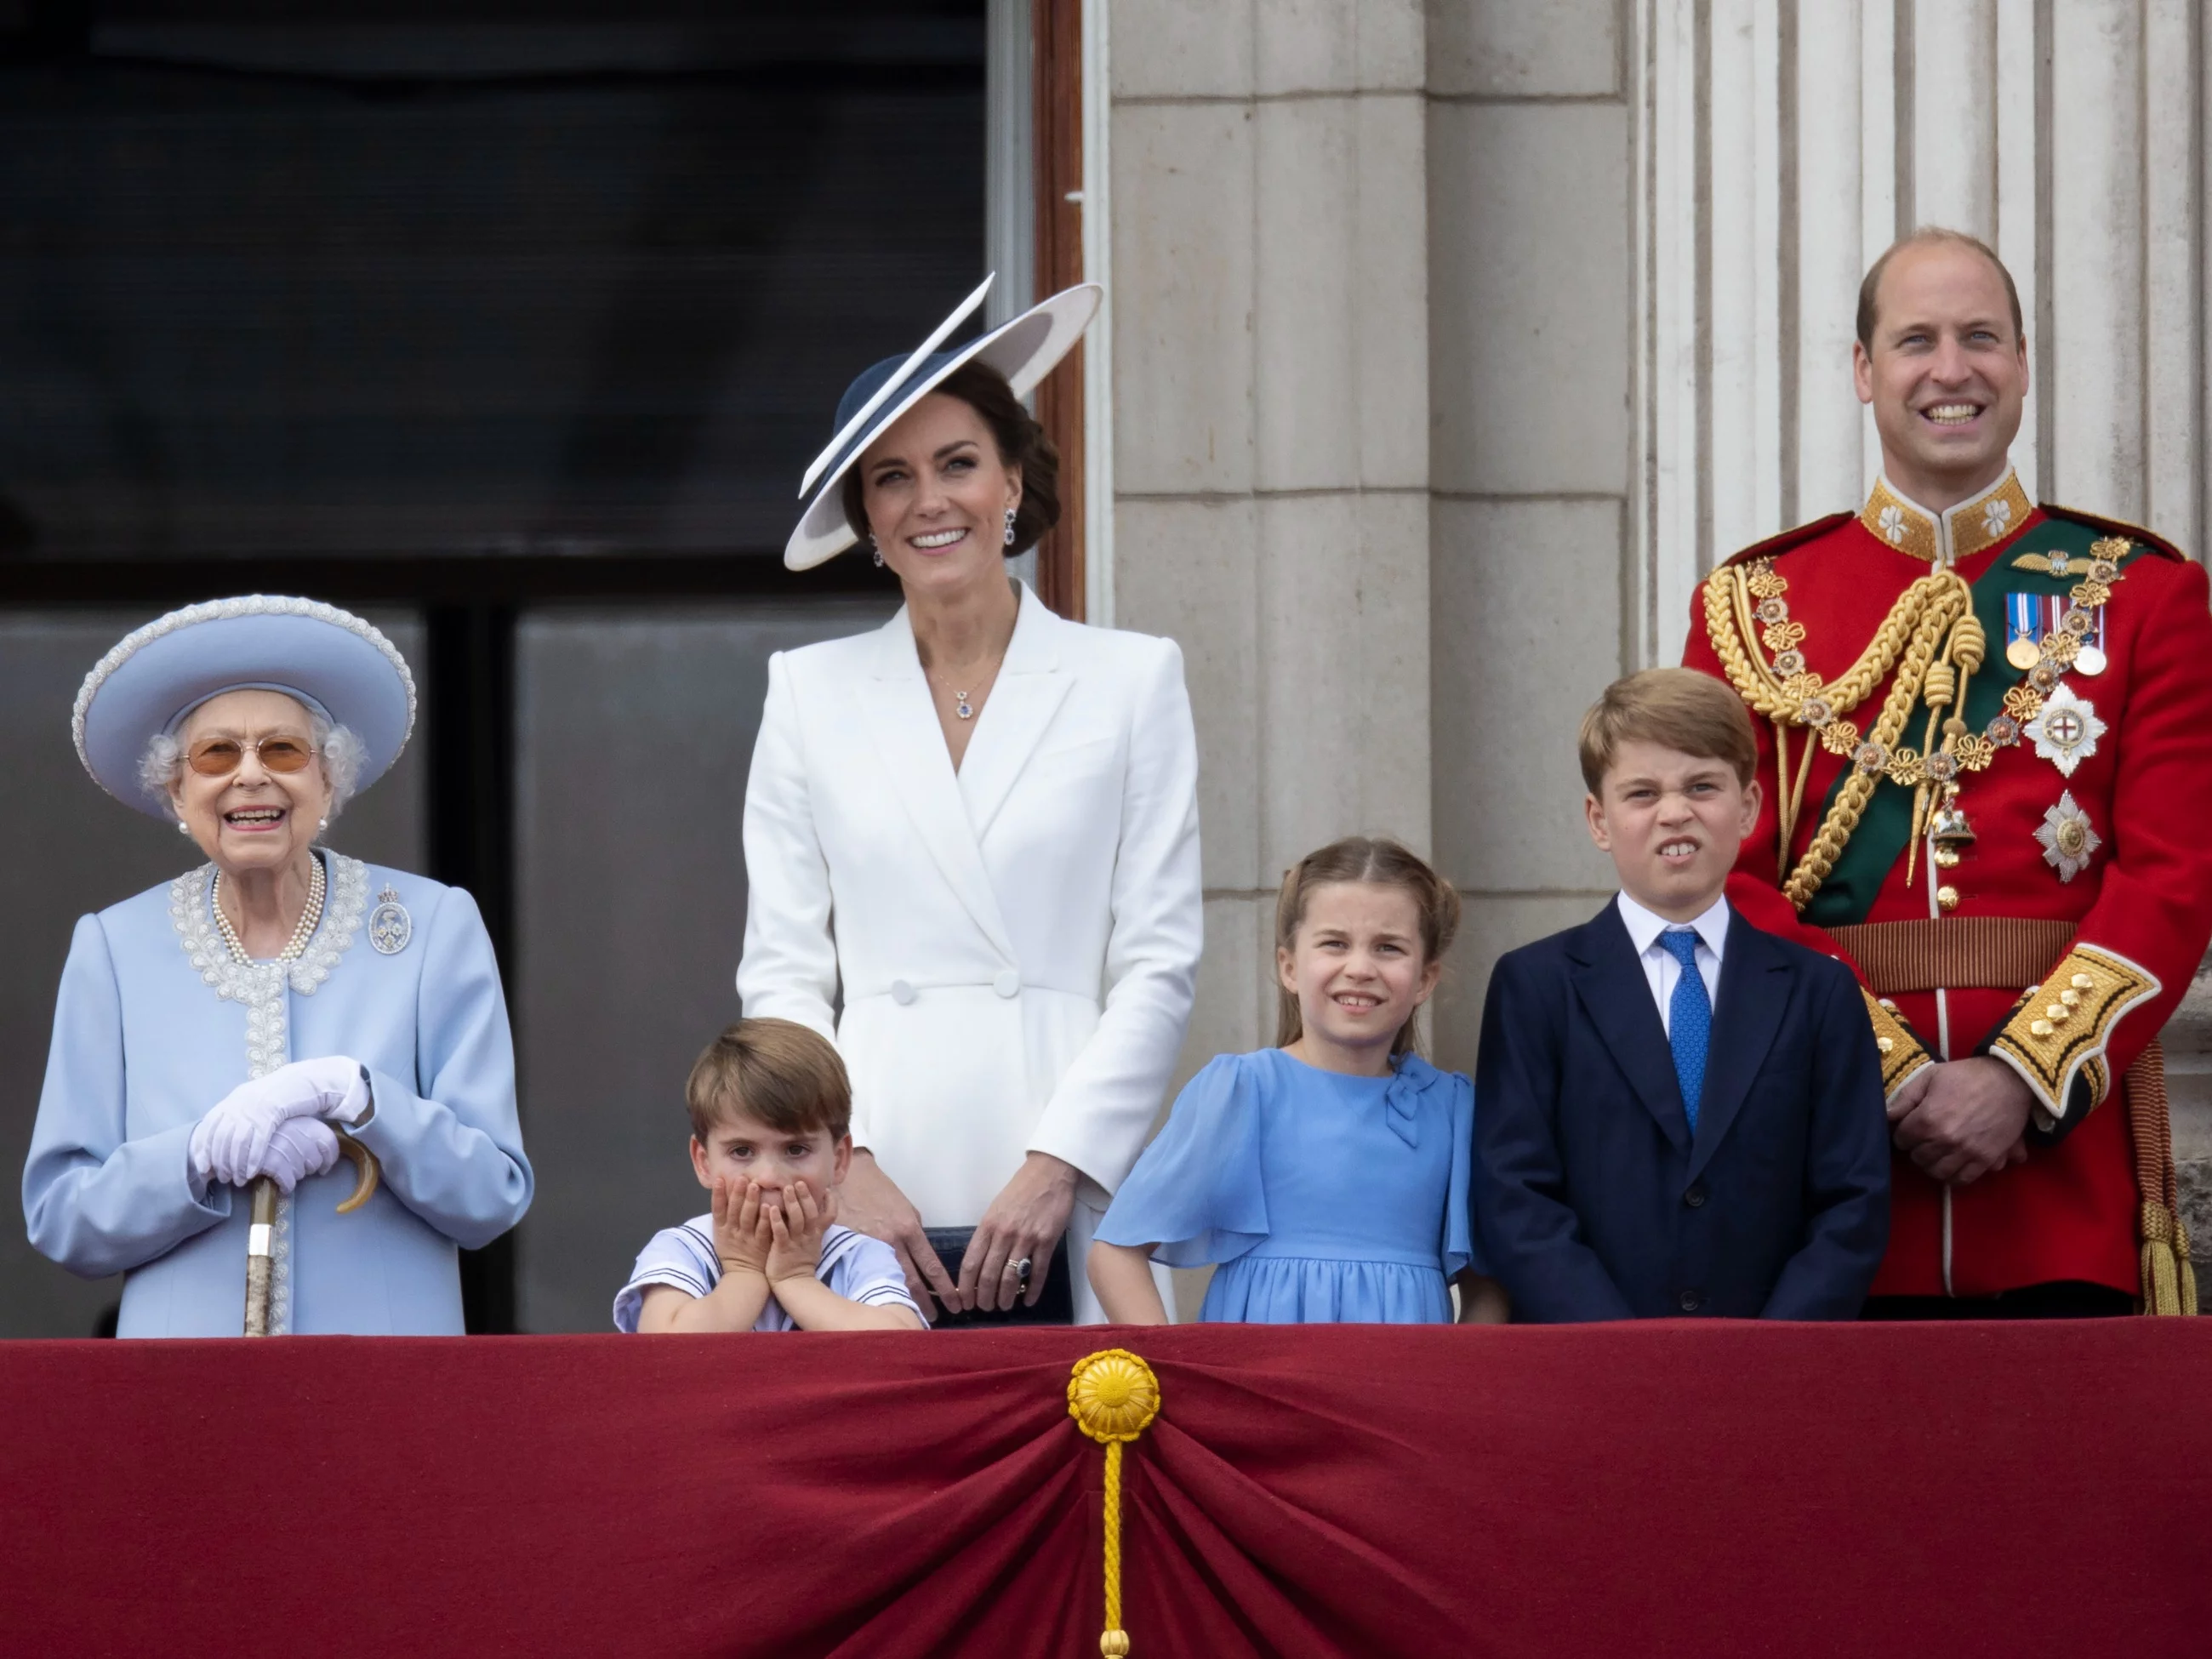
[1886,1056,2033,1187]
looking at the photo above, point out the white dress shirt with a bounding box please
[1614,891,1730,1035]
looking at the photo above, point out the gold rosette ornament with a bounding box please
[1069,1348,1163,1657]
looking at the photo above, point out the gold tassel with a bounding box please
[2140,1202,2181,1317]
[1069,1349,1162,1656]
[2177,1218,2198,1318]
[2122,1044,2195,1317]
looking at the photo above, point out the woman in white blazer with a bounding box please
[740,278,1200,1324]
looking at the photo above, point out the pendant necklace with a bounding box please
[926,663,994,721]
[922,607,1014,723]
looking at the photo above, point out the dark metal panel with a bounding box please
[509,599,893,1333]
[0,6,986,561]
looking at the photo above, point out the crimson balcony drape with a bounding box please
[3,1322,2204,1656]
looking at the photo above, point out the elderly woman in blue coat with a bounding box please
[23,597,532,1336]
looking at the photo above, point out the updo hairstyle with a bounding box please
[841,361,1062,557]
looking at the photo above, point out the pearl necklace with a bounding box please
[213,855,327,965]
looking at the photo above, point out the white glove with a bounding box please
[189,1057,370,1189]
[256,1118,343,1194]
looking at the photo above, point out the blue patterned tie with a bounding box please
[1660,927,1710,1133]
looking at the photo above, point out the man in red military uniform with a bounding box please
[1684,228,2212,1314]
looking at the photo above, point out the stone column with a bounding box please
[1423,0,1635,1063]
[1631,0,2208,629]
[1109,0,1435,1077]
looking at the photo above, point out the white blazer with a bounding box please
[738,582,1203,1282]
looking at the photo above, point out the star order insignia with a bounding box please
[2024,683,2105,778]
[2034,792,2101,882]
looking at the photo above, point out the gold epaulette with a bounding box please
[2038,502,2189,562]
[1861,988,1933,1100]
[1988,944,2162,1130]
[1713,512,1855,571]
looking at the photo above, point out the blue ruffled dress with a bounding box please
[1096,1048,1479,1323]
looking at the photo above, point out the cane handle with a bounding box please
[335,1134,380,1215]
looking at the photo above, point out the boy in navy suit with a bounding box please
[1474,668,1888,1320]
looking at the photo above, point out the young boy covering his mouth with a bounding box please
[1471,669,1890,1321]
[614,1019,926,1333]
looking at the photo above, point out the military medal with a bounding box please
[2004,593,2044,670]
[2033,791,2101,881]
[369,885,413,955]
[2024,683,2105,778]
[2055,596,2106,676]
[2071,607,2107,675]
[2006,592,2107,675]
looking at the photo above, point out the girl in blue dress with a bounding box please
[1088,837,1506,1325]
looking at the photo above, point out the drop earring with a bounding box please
[868,533,883,568]
[1002,506,1018,546]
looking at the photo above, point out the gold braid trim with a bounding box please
[1860,989,1934,1100]
[1703,563,1946,722]
[1779,577,1970,909]
[1989,944,2161,1126]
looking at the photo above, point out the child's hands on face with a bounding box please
[711,1175,772,1278]
[764,1177,835,1286]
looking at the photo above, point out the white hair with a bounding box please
[139,704,367,824]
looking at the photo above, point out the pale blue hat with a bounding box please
[784,274,1102,571]
[74,596,416,818]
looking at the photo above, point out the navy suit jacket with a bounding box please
[1474,900,1889,1321]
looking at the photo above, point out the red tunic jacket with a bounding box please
[1682,470,2212,1297]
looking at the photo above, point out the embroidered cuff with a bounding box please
[1861,989,1934,1100]
[1987,944,2159,1132]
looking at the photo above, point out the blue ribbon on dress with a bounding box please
[1382,1054,1444,1149]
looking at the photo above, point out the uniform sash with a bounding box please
[1801,519,2148,929]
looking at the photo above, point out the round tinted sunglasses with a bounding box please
[185,735,317,777]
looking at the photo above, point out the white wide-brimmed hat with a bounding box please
[784,274,1102,571]
[73,596,417,818]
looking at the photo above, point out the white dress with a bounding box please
[736,583,1202,1321]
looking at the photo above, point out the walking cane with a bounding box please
[243,1135,381,1337]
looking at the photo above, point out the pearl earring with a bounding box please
[1002,506,1018,546]
[317,818,328,835]
[177,819,191,835]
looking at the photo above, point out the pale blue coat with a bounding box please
[23,853,532,1337]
